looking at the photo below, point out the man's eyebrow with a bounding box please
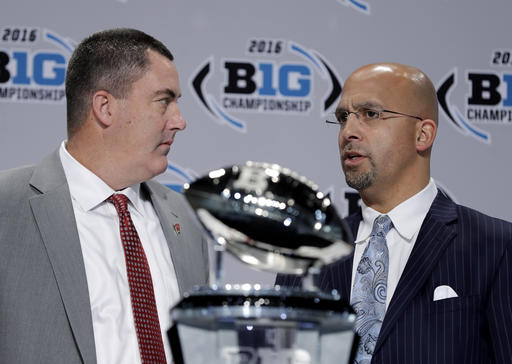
[335,100,383,113]
[153,88,181,99]
[352,100,383,110]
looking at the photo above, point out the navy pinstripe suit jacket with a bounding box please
[276,191,512,363]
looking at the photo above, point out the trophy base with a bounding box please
[169,286,357,364]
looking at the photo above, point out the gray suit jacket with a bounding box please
[0,150,209,364]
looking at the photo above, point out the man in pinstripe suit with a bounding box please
[277,63,512,363]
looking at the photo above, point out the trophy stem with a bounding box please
[212,243,224,286]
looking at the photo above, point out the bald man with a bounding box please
[277,63,512,364]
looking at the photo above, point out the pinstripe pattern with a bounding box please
[276,192,512,363]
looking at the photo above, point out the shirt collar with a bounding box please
[356,178,438,243]
[59,141,144,214]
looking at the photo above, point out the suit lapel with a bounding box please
[29,151,96,364]
[330,211,361,301]
[373,192,458,355]
[345,210,362,240]
[344,212,362,295]
[144,182,191,295]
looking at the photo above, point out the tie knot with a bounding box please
[107,193,129,213]
[371,214,393,237]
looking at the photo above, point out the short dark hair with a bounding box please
[65,28,174,136]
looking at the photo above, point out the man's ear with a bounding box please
[416,119,437,152]
[91,90,115,127]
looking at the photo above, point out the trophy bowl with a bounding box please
[183,161,353,275]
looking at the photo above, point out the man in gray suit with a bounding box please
[0,28,209,364]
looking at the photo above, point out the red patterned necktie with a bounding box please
[107,193,167,364]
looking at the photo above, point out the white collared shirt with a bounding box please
[59,141,180,364]
[351,178,438,310]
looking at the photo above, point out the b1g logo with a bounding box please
[190,39,342,132]
[437,51,512,144]
[0,26,75,103]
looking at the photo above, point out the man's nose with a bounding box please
[339,112,362,142]
[167,105,186,130]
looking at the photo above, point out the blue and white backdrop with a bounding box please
[2,0,511,285]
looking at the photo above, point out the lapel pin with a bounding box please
[173,223,181,236]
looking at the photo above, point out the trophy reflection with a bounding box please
[168,162,357,364]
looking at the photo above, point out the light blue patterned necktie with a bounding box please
[351,215,393,364]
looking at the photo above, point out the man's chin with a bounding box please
[145,158,169,180]
[155,163,169,177]
[345,172,375,191]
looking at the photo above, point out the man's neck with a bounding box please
[65,139,133,191]
[360,177,430,213]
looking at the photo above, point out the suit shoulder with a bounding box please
[0,165,36,200]
[0,165,37,217]
[454,203,512,240]
[0,164,35,181]
[455,202,512,227]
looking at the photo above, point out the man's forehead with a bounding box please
[339,70,410,107]
[143,51,180,88]
[339,79,388,107]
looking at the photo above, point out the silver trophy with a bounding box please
[169,162,357,364]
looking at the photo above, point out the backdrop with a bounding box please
[2,0,511,285]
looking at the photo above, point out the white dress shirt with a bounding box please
[351,178,438,310]
[59,141,180,364]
